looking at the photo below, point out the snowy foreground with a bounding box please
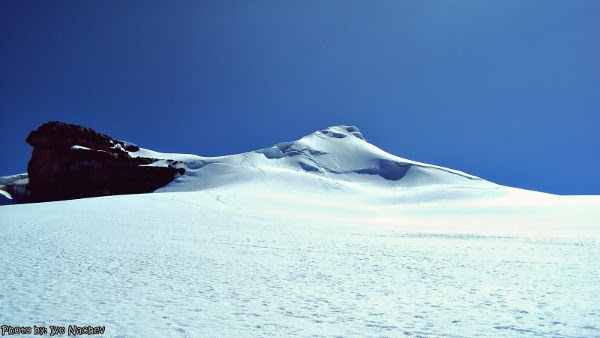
[1,126,600,337]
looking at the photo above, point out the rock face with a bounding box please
[18,121,184,203]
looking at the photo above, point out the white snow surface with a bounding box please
[0,189,11,199]
[1,126,600,337]
[71,145,92,151]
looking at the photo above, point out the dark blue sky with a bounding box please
[1,1,599,194]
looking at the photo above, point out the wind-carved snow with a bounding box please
[1,125,599,337]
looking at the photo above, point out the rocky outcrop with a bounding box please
[10,121,185,203]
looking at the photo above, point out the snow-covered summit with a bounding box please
[130,125,496,198]
[256,125,479,181]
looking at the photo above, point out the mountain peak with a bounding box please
[155,124,486,194]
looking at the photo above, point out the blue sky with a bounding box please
[1,1,599,194]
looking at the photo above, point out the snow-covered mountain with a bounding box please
[1,125,599,337]
[141,125,488,193]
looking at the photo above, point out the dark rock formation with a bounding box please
[14,121,184,203]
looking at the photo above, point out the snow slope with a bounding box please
[1,126,599,337]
